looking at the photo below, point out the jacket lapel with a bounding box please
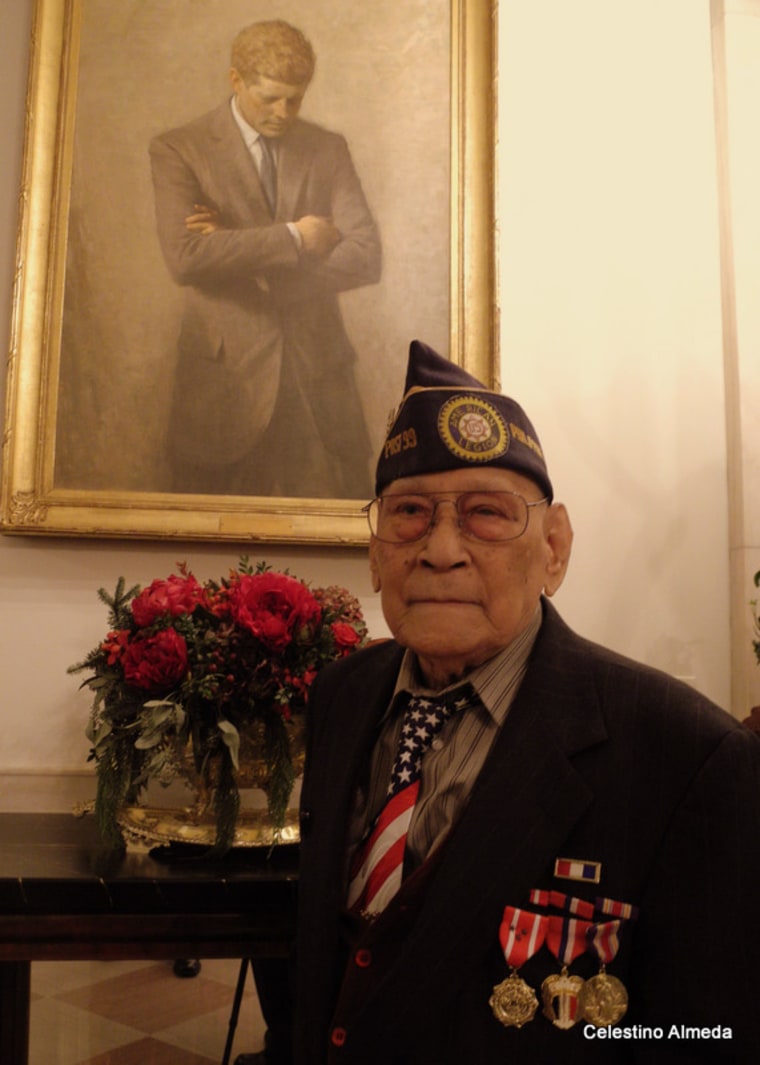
[301,641,404,871]
[207,101,273,219]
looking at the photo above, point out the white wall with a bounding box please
[1,0,756,813]
[497,0,731,699]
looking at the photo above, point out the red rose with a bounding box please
[131,574,204,627]
[331,621,362,651]
[121,627,188,691]
[228,573,321,652]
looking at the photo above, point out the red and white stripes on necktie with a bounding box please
[347,686,475,916]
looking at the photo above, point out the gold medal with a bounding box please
[541,913,591,1029]
[491,906,548,1029]
[579,968,629,1026]
[541,967,585,1029]
[582,919,630,1025]
[489,970,539,1029]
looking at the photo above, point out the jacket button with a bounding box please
[330,1026,347,1047]
[355,948,372,968]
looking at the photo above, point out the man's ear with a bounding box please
[542,503,573,597]
[229,67,243,94]
[368,539,382,593]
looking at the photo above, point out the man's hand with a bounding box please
[294,215,341,258]
[185,204,222,234]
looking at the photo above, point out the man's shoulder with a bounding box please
[282,118,348,152]
[536,601,747,745]
[150,102,231,149]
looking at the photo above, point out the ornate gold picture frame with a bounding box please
[2,0,496,545]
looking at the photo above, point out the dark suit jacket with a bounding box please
[149,103,381,492]
[295,600,760,1064]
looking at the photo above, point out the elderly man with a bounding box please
[150,20,380,498]
[294,340,760,1064]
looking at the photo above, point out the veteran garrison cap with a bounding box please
[375,340,553,501]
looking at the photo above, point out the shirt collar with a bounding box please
[230,95,268,153]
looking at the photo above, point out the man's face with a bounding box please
[230,70,308,137]
[369,466,572,688]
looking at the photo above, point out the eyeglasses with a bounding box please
[363,491,549,544]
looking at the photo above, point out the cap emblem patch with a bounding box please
[438,396,510,463]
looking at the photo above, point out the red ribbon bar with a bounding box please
[596,896,639,921]
[528,888,550,908]
[528,887,637,923]
[549,890,595,918]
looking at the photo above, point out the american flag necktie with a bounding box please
[347,685,477,917]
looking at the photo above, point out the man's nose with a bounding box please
[419,501,468,567]
[428,499,461,530]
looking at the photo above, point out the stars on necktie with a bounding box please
[386,688,476,798]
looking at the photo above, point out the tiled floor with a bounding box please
[30,957,266,1065]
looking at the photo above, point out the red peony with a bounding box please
[331,621,362,651]
[131,574,204,627]
[227,572,322,652]
[121,627,188,691]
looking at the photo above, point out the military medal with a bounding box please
[490,972,540,1030]
[541,915,591,1029]
[489,906,547,1028]
[580,919,629,1027]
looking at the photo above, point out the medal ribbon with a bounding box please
[499,906,548,969]
[529,888,594,918]
[529,888,638,922]
[586,919,622,966]
[528,888,550,908]
[546,914,593,968]
[596,896,639,921]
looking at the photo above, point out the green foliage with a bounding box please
[262,710,297,835]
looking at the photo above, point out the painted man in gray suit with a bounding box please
[149,20,381,498]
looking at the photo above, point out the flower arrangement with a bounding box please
[71,557,368,852]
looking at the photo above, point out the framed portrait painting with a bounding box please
[1,0,496,545]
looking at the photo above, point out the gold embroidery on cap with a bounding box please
[509,422,545,460]
[438,396,509,463]
[383,427,418,459]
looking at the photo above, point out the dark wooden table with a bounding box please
[0,813,299,1065]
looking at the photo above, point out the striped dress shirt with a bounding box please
[346,609,542,880]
